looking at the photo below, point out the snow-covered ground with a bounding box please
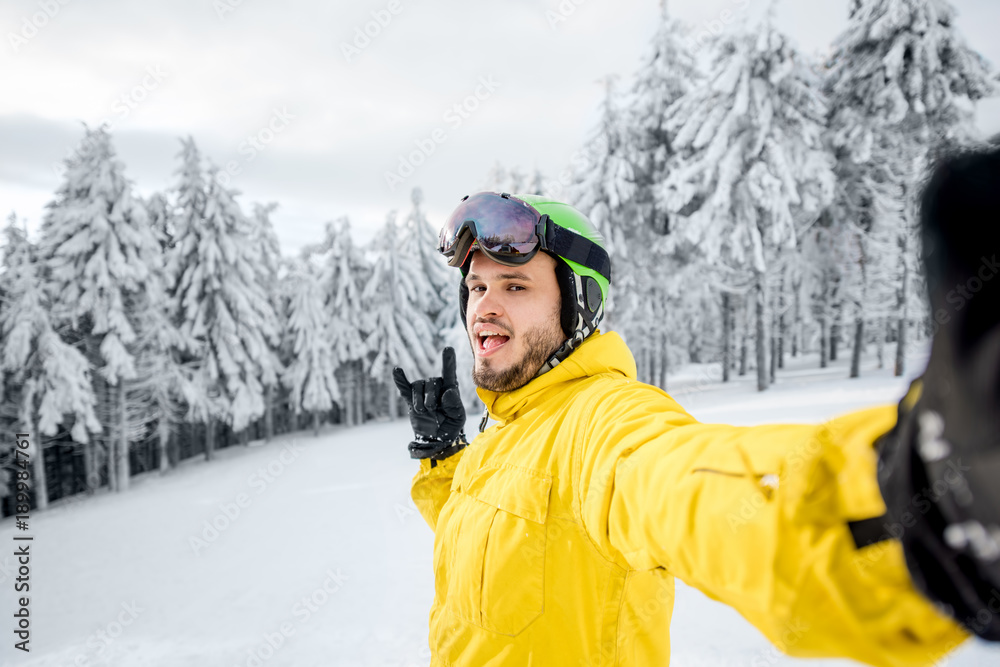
[2,347,999,667]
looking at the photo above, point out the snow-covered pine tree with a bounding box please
[661,22,834,391]
[825,0,996,376]
[38,125,167,491]
[624,4,701,239]
[168,138,281,458]
[283,260,339,436]
[481,163,549,198]
[125,196,189,476]
[529,168,547,196]
[1,214,101,509]
[362,212,438,419]
[133,193,188,473]
[481,162,512,194]
[402,187,449,327]
[582,7,702,384]
[146,191,175,252]
[318,218,368,426]
[250,202,285,441]
[571,76,636,265]
[399,187,479,407]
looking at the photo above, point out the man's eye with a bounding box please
[509,285,525,291]
[470,285,486,292]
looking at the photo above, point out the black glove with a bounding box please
[392,347,467,462]
[876,148,1000,641]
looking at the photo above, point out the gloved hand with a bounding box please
[392,347,467,462]
[876,148,1000,641]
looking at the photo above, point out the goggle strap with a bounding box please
[546,224,612,284]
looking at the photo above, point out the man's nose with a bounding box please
[471,287,504,321]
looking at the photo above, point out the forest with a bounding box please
[0,0,995,515]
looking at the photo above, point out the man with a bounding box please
[392,150,1000,666]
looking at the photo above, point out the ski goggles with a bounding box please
[438,192,612,281]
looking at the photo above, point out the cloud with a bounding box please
[1,0,997,255]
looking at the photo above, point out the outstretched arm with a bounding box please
[578,383,967,667]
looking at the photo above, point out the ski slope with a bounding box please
[2,349,998,667]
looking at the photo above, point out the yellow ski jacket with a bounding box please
[411,331,967,666]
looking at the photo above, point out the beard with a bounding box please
[471,320,565,393]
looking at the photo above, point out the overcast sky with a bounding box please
[1,0,998,255]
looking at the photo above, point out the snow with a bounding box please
[2,347,999,667]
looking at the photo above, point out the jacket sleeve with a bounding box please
[411,449,465,531]
[577,382,968,667]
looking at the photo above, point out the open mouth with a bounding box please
[476,331,511,357]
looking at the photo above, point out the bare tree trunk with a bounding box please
[81,336,100,494]
[82,439,96,494]
[338,368,351,427]
[739,333,748,376]
[877,317,886,369]
[312,411,320,437]
[387,381,398,420]
[356,360,366,424]
[264,385,274,442]
[769,335,777,384]
[792,279,801,358]
[739,294,748,377]
[660,329,669,391]
[830,319,840,362]
[105,382,117,494]
[205,417,215,461]
[850,317,864,379]
[721,292,732,383]
[769,279,778,383]
[30,417,49,511]
[895,260,909,377]
[820,318,828,369]
[107,442,117,493]
[777,302,785,370]
[117,381,129,492]
[755,274,769,392]
[158,417,171,473]
[348,366,357,427]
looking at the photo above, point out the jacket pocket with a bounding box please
[451,464,551,636]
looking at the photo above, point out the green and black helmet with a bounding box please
[438,191,612,369]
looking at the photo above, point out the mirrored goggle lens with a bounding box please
[439,193,541,259]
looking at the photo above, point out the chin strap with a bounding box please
[478,406,489,434]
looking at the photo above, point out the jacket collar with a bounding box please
[476,331,637,424]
